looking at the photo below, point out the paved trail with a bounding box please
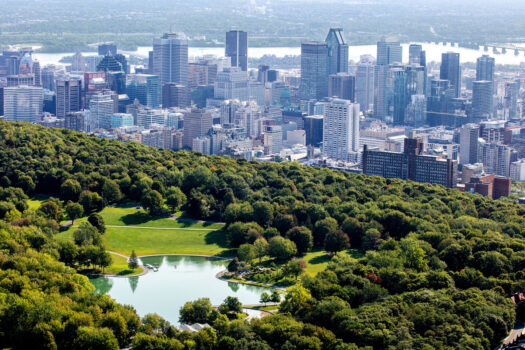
[105,225,220,231]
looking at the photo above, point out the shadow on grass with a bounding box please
[205,229,230,248]
[309,254,332,265]
[121,211,159,225]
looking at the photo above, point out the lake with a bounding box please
[33,42,525,67]
[90,255,272,325]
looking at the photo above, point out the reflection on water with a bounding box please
[90,256,272,324]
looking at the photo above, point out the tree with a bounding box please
[179,298,215,324]
[286,226,313,255]
[141,190,163,215]
[342,217,364,247]
[279,285,312,316]
[79,190,104,213]
[88,213,106,234]
[128,250,138,269]
[65,202,84,224]
[253,201,274,228]
[253,237,269,263]
[38,200,63,222]
[362,228,381,251]
[74,326,119,350]
[61,179,82,202]
[268,236,297,261]
[102,180,122,204]
[219,296,242,314]
[238,244,256,262]
[166,186,186,213]
[17,175,35,194]
[273,214,295,235]
[283,258,307,279]
[227,257,240,272]
[324,230,350,256]
[260,292,271,305]
[270,290,281,303]
[313,217,338,247]
[73,222,101,246]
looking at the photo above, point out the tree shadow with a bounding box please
[205,229,229,248]
[309,254,332,265]
[121,211,157,225]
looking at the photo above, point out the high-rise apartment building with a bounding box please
[89,91,116,129]
[56,79,82,118]
[153,33,188,87]
[440,52,461,98]
[476,55,495,82]
[322,99,360,160]
[479,142,514,177]
[325,28,349,75]
[300,41,329,100]
[226,30,248,71]
[3,86,43,123]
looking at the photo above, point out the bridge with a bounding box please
[431,41,525,56]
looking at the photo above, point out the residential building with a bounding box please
[322,99,360,160]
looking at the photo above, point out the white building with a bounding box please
[4,86,43,123]
[459,123,480,165]
[89,91,115,129]
[214,67,249,101]
[322,99,360,161]
[355,55,375,112]
[511,159,525,181]
[137,108,165,129]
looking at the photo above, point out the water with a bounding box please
[33,42,525,67]
[90,256,272,325]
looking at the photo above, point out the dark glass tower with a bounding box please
[440,52,461,98]
[226,30,248,71]
[300,41,329,100]
[325,28,349,74]
[476,55,495,82]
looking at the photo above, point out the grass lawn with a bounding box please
[27,195,50,211]
[55,204,230,257]
[105,253,142,276]
[303,249,364,276]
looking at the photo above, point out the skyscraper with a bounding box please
[459,123,480,165]
[3,86,43,123]
[304,115,323,147]
[504,80,519,120]
[440,52,461,98]
[56,79,82,118]
[89,90,116,129]
[162,83,188,108]
[328,73,355,101]
[377,37,402,66]
[300,41,329,100]
[183,109,213,148]
[472,81,493,121]
[476,55,495,82]
[409,44,426,66]
[98,43,117,56]
[355,56,375,112]
[325,28,349,75]
[41,67,55,91]
[126,74,160,108]
[214,67,249,101]
[322,99,360,160]
[226,30,248,71]
[153,33,189,87]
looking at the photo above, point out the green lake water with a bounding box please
[90,256,272,324]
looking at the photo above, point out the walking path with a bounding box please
[105,224,220,231]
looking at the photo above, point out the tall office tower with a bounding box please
[472,81,493,122]
[322,99,360,160]
[188,63,210,89]
[404,94,426,126]
[300,41,329,100]
[71,52,85,72]
[85,56,103,73]
[56,79,82,118]
[440,52,461,97]
[257,64,270,83]
[459,123,480,165]
[3,86,43,123]
[504,81,519,120]
[183,109,213,147]
[392,67,408,125]
[304,115,324,147]
[107,72,127,94]
[476,55,495,82]
[136,108,165,129]
[409,44,426,65]
[225,30,248,71]
[479,143,514,177]
[89,91,116,129]
[32,61,41,87]
[162,83,188,108]
[376,37,402,66]
[126,74,160,108]
[153,33,189,87]
[426,79,462,127]
[220,100,240,126]
[97,54,123,72]
[325,28,349,75]
[249,81,265,106]
[98,43,117,56]
[355,56,375,112]
[373,65,391,120]
[41,67,55,91]
[148,51,154,74]
[0,87,3,116]
[7,75,35,87]
[214,67,249,101]
[328,73,355,101]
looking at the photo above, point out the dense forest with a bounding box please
[0,120,524,349]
